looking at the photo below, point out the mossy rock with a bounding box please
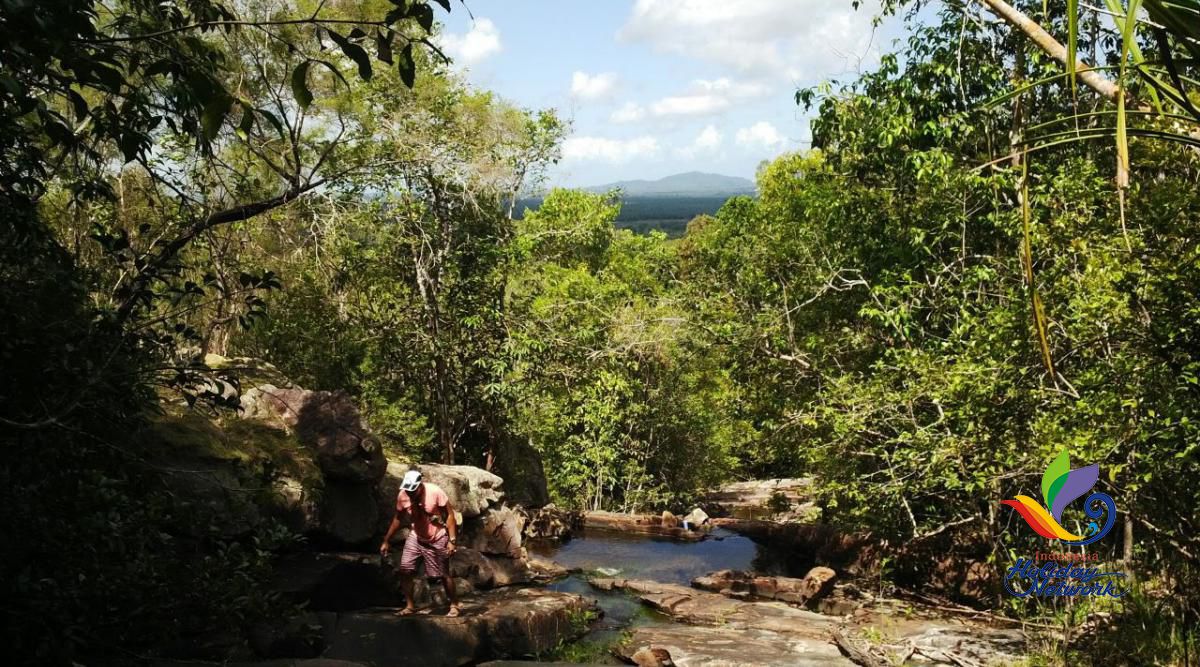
[204,353,295,390]
[139,411,322,491]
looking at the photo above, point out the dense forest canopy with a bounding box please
[2,0,1200,663]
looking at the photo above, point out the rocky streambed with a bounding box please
[150,362,1030,667]
[527,522,1028,667]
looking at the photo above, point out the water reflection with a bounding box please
[528,526,807,584]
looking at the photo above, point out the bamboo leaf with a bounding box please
[1067,0,1079,95]
[291,61,313,109]
[1020,158,1056,377]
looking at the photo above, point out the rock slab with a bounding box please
[583,511,705,541]
[322,588,597,667]
[692,567,837,607]
[704,478,816,521]
[590,578,834,636]
[616,625,852,667]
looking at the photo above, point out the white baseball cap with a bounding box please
[399,470,423,492]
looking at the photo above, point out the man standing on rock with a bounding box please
[380,470,462,617]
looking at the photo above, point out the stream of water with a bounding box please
[524,527,804,662]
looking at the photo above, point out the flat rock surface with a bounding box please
[615,624,852,667]
[844,607,1028,666]
[583,511,705,540]
[322,587,596,667]
[693,567,837,606]
[590,578,833,637]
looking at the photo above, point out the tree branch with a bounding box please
[977,0,1122,102]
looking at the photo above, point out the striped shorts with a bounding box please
[399,531,450,578]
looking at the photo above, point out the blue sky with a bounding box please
[437,1,912,188]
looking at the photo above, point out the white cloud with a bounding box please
[693,77,772,98]
[619,0,879,81]
[571,71,619,100]
[646,77,772,119]
[736,121,786,149]
[651,94,730,117]
[610,102,646,123]
[694,124,723,150]
[439,18,502,66]
[563,135,660,163]
[676,124,724,158]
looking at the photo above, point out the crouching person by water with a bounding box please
[379,470,462,617]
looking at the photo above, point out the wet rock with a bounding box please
[691,567,837,607]
[614,625,851,667]
[527,556,573,582]
[583,511,706,541]
[240,385,385,484]
[322,588,598,667]
[522,504,581,541]
[590,578,835,635]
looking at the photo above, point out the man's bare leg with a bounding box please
[443,573,461,616]
[397,571,418,615]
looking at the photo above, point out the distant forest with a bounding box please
[516,195,738,236]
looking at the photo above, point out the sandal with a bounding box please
[446,604,462,617]
[395,607,417,617]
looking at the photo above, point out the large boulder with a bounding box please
[379,462,504,527]
[137,414,322,539]
[415,463,504,518]
[491,436,551,508]
[461,505,525,557]
[240,385,386,484]
[322,588,597,667]
[269,475,379,548]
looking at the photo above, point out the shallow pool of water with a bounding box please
[525,527,807,662]
[529,526,806,584]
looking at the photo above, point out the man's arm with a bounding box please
[380,510,403,556]
[445,501,458,554]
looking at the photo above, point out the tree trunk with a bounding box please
[977,0,1121,102]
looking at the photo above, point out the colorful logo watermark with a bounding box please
[1000,449,1117,546]
[1000,450,1126,599]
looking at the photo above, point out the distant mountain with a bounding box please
[583,171,755,196]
